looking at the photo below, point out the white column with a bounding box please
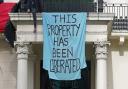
[15,42,30,89]
[94,41,109,89]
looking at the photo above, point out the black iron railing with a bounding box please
[103,3,128,18]
[103,3,128,31]
[112,17,128,31]
[14,1,128,31]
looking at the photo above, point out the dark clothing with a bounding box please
[4,21,16,47]
[50,79,81,89]
[49,68,90,89]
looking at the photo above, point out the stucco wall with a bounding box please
[0,37,17,89]
[109,39,128,89]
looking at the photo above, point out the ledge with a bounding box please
[9,12,114,42]
[9,12,114,21]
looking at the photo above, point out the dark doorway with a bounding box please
[81,61,91,89]
[40,60,91,89]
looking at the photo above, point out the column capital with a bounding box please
[94,41,110,59]
[15,42,32,60]
[94,41,110,46]
[14,42,31,47]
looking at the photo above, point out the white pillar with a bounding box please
[94,41,109,89]
[15,42,30,89]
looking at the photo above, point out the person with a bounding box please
[19,0,38,33]
[50,79,81,89]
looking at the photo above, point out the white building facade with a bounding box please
[0,0,128,89]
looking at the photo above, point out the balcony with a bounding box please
[13,1,128,30]
[9,13,114,42]
[12,1,128,37]
[103,3,128,18]
[103,3,128,32]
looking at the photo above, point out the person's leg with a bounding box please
[50,79,81,89]
[60,80,80,89]
[70,80,81,89]
[50,80,61,89]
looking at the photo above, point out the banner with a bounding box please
[42,12,87,80]
[0,3,16,32]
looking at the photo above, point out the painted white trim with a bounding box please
[4,0,19,3]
